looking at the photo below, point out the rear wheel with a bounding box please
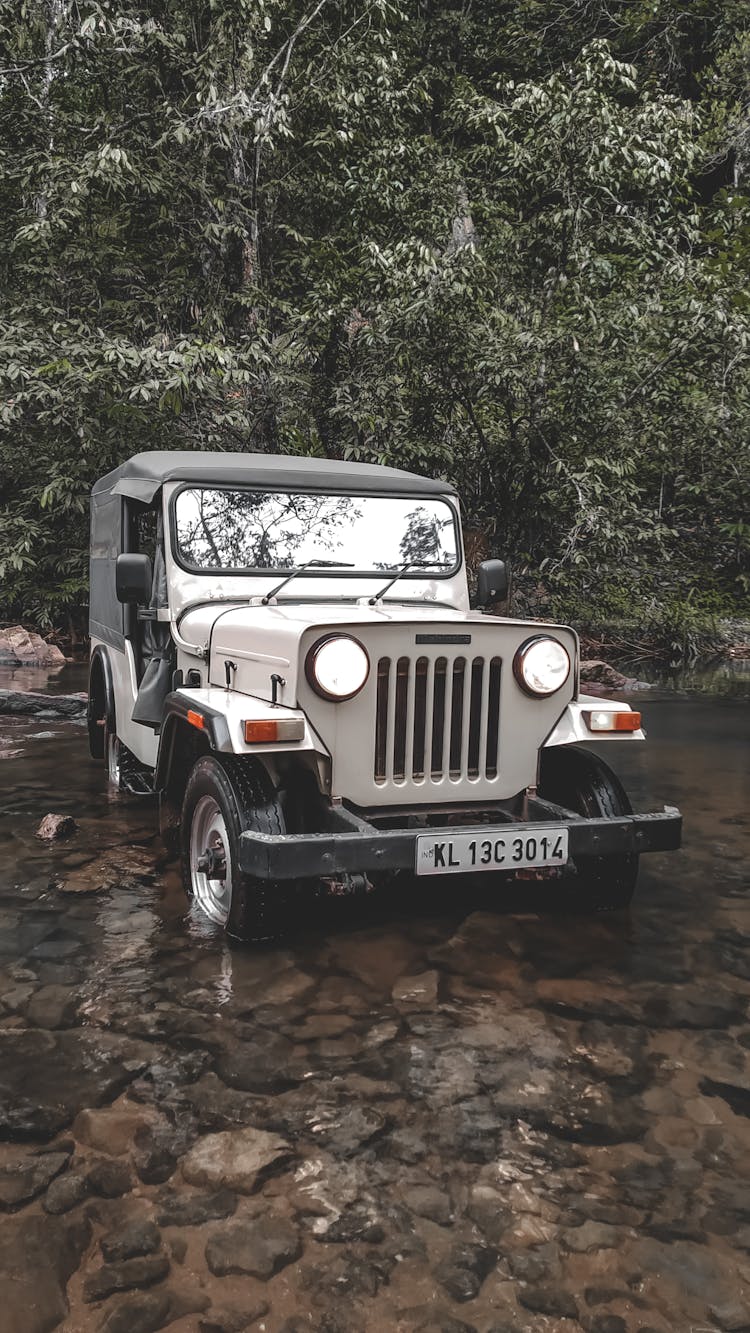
[538,745,639,911]
[181,755,289,942]
[103,723,124,792]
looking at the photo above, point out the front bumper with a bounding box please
[238,804,682,881]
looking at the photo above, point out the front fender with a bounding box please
[544,695,646,747]
[154,687,330,793]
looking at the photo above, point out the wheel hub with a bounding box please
[196,846,227,878]
[189,795,233,925]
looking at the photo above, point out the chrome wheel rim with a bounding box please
[190,795,232,925]
[106,731,121,788]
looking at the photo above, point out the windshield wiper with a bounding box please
[262,559,354,604]
[369,561,452,605]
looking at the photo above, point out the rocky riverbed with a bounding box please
[0,667,748,1333]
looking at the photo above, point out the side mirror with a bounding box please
[476,559,509,609]
[116,553,152,605]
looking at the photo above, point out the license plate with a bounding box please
[415,826,569,876]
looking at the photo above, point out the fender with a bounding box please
[87,645,115,759]
[544,695,646,747]
[154,688,330,794]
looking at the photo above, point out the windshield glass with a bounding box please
[173,488,459,575]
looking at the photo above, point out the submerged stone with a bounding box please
[84,1252,170,1302]
[0,1148,69,1209]
[181,1125,292,1193]
[205,1217,302,1278]
[98,1290,171,1333]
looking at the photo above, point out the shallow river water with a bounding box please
[0,665,748,1333]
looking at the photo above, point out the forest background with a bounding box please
[0,0,748,657]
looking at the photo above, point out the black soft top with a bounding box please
[92,450,456,505]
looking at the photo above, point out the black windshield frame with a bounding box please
[168,484,463,581]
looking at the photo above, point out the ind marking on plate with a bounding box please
[415,634,471,645]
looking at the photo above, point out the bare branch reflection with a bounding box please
[175,489,458,574]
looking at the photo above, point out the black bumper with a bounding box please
[238,806,682,881]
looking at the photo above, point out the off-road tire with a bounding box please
[539,745,639,911]
[181,755,290,943]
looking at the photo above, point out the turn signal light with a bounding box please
[186,710,205,730]
[244,718,305,744]
[583,710,642,732]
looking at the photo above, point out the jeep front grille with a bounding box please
[374,655,501,786]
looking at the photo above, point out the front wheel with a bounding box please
[181,756,289,942]
[538,745,639,911]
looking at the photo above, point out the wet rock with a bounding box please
[101,1219,161,1262]
[0,1148,69,1209]
[205,1216,302,1278]
[434,1241,496,1302]
[403,1183,453,1226]
[467,1185,512,1245]
[55,865,119,895]
[74,1105,157,1156]
[44,1169,89,1214]
[36,813,78,841]
[182,1125,292,1193]
[416,1317,478,1333]
[0,628,66,665]
[308,1104,386,1156]
[709,1299,750,1331]
[163,1286,211,1320]
[0,1028,150,1139]
[134,1126,180,1184]
[0,1212,90,1333]
[86,1157,134,1197]
[26,983,79,1030]
[84,1252,170,1302]
[385,1127,427,1163]
[701,1077,750,1118]
[98,1290,171,1333]
[214,1033,301,1093]
[518,1286,579,1319]
[297,1013,354,1041]
[589,1318,627,1333]
[630,1237,735,1304]
[580,660,630,688]
[563,1220,622,1252]
[157,1186,237,1227]
[434,1096,501,1162]
[315,1206,385,1244]
[198,1301,270,1332]
[392,971,439,1006]
[167,1235,187,1263]
[507,1249,554,1283]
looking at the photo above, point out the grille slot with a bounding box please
[374,653,501,785]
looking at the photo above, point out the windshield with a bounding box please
[173,488,459,575]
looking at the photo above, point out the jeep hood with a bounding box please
[178,600,578,712]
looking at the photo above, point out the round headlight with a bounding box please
[305,635,370,702]
[513,635,571,697]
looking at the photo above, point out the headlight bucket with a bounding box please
[305,634,370,702]
[513,635,571,697]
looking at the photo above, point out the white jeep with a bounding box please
[88,450,681,940]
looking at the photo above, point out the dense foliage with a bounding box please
[0,0,748,646]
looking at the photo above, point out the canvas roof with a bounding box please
[92,450,456,505]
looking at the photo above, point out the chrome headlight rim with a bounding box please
[513,634,571,697]
[305,633,371,703]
